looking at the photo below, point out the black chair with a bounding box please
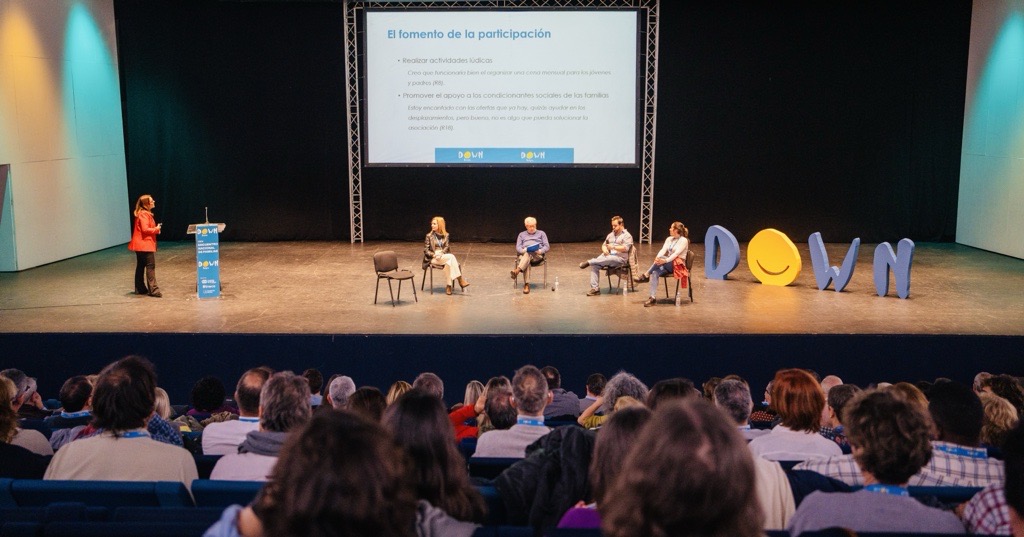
[662,249,695,303]
[373,251,417,307]
[601,245,634,293]
[512,255,546,290]
[422,259,460,295]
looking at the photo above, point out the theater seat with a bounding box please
[191,480,262,508]
[8,481,191,508]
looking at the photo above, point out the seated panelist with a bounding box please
[511,216,549,294]
[423,216,469,296]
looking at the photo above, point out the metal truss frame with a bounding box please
[344,0,658,243]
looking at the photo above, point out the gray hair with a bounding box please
[714,379,753,425]
[413,372,444,400]
[0,369,33,401]
[602,371,649,413]
[259,371,312,433]
[329,376,357,408]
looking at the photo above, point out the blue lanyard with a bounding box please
[239,417,259,423]
[434,234,445,248]
[517,417,545,427]
[864,484,909,496]
[119,430,151,439]
[934,443,988,459]
[60,410,91,419]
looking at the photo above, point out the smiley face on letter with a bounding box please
[747,228,802,286]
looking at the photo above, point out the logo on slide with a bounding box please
[458,150,484,161]
[520,151,546,161]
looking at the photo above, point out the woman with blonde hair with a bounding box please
[0,377,51,478]
[980,391,1019,450]
[128,194,162,297]
[423,216,469,295]
[386,380,412,406]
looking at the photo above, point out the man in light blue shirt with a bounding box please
[512,216,550,294]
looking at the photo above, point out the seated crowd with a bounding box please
[2,361,1024,536]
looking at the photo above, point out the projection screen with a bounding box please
[364,10,640,166]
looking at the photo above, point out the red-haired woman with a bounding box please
[128,194,162,297]
[748,369,842,461]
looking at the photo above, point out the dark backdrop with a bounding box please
[115,0,970,244]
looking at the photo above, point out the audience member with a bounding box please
[0,374,53,457]
[578,371,648,428]
[888,381,929,412]
[579,373,606,413]
[648,377,699,410]
[448,390,485,441]
[483,386,517,431]
[558,406,652,529]
[204,410,478,537]
[975,372,994,394]
[980,391,1019,451]
[715,378,769,441]
[348,386,387,422]
[797,380,1004,486]
[44,356,197,487]
[540,366,580,420]
[702,376,722,401]
[384,389,486,523]
[327,375,356,409]
[748,369,842,461]
[46,376,94,451]
[750,379,779,428]
[0,376,51,478]
[473,365,551,458]
[601,398,764,537]
[188,375,232,421]
[960,421,1024,536]
[202,367,271,455]
[413,372,444,401]
[0,368,50,420]
[787,390,966,535]
[984,375,1024,418]
[820,383,862,453]
[818,375,843,427]
[153,387,173,420]
[302,368,324,407]
[211,371,312,481]
[387,380,413,406]
[463,380,484,408]
[476,376,511,434]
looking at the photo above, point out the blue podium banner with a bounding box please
[434,147,573,164]
[195,224,221,299]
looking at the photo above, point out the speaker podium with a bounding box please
[187,222,226,298]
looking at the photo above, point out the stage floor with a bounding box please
[1,241,1022,336]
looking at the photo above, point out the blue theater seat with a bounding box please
[6,481,191,508]
[468,457,520,480]
[190,480,262,508]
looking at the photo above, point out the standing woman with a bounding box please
[128,194,162,297]
[424,216,469,295]
[639,221,688,307]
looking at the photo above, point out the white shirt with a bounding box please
[472,422,551,459]
[201,418,260,455]
[748,425,842,461]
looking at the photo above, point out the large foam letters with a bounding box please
[809,232,860,292]
[704,225,740,280]
[873,239,915,299]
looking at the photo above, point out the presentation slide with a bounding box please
[364,10,639,166]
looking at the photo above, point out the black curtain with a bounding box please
[116,0,969,244]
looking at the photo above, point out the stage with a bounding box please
[1,241,1022,402]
